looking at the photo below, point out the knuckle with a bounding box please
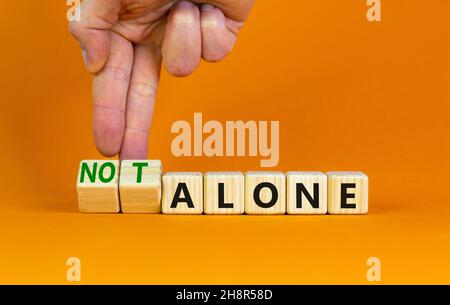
[129,82,157,98]
[102,66,131,81]
[129,30,149,44]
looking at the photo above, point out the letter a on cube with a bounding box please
[162,172,203,214]
[77,160,120,213]
[327,172,368,214]
[119,160,162,213]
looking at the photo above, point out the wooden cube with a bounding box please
[245,172,286,215]
[77,160,120,213]
[327,172,368,214]
[286,172,327,214]
[204,172,244,215]
[162,172,203,214]
[119,160,162,213]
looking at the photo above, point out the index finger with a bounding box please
[92,32,133,157]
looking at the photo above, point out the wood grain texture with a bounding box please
[245,172,286,215]
[204,172,244,215]
[77,160,120,213]
[327,172,369,215]
[286,172,327,214]
[119,160,162,214]
[162,172,203,214]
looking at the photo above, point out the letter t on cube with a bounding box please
[119,160,162,213]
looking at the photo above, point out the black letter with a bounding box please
[218,183,234,208]
[296,183,319,209]
[253,182,278,208]
[170,183,194,208]
[341,183,356,209]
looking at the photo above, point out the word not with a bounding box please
[77,160,369,215]
[171,113,280,167]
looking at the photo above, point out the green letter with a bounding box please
[80,162,97,183]
[99,162,116,183]
[132,162,149,183]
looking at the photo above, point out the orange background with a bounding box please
[0,1,449,284]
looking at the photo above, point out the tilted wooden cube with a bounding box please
[204,172,245,215]
[327,172,369,214]
[77,160,120,213]
[245,172,286,215]
[286,172,327,214]
[162,172,203,214]
[119,160,162,213]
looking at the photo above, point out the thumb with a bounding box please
[69,0,122,73]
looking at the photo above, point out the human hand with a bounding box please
[70,0,254,159]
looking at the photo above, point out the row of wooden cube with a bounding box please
[77,160,368,215]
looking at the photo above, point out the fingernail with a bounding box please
[82,49,89,68]
[177,1,195,9]
[201,4,215,12]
